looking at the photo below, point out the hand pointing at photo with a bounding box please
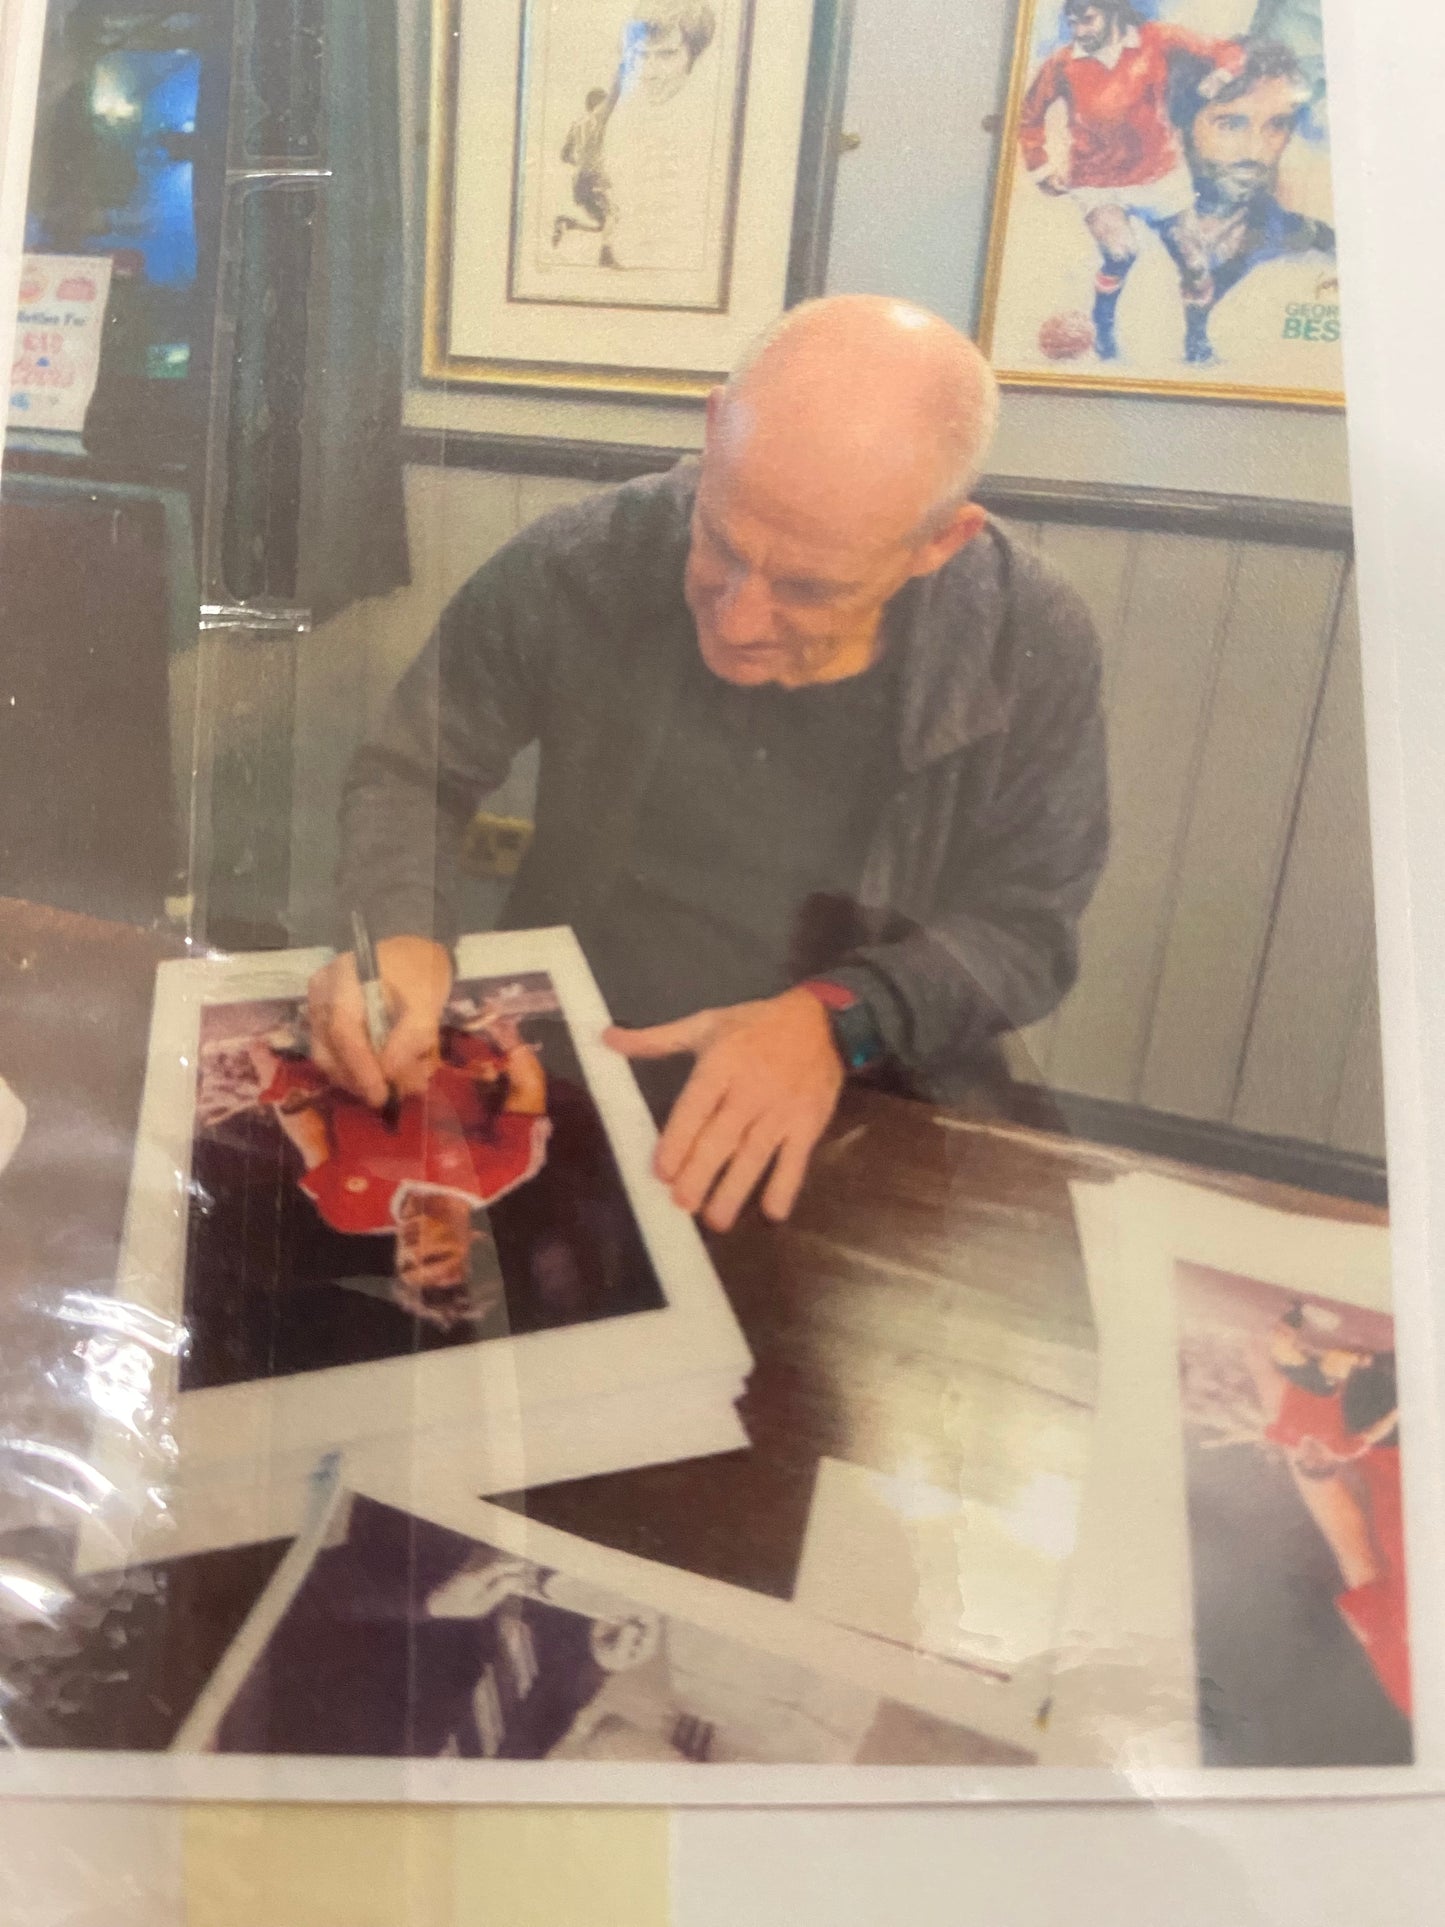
[606,988,845,1232]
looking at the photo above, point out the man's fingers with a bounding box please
[380,1008,442,1098]
[605,1012,716,1060]
[653,1060,729,1185]
[331,1023,392,1107]
[701,1119,779,1234]
[313,988,390,1107]
[670,1096,757,1216]
[307,1030,345,1087]
[306,961,385,1105]
[760,1131,813,1224]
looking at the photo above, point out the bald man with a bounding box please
[315,298,1108,1233]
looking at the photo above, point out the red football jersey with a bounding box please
[261,1039,549,1236]
[1019,23,1242,190]
[1264,1378,1356,1458]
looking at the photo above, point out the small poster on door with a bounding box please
[9,251,113,434]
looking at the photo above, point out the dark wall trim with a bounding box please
[977,475,1352,551]
[3,443,193,495]
[398,427,1353,551]
[399,428,683,487]
[1001,1083,1387,1208]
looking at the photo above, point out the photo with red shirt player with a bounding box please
[1263,1302,1409,1721]
[247,1002,551,1334]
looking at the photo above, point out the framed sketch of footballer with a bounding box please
[422,0,851,399]
[979,0,1343,407]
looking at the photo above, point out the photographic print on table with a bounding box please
[185,970,662,1389]
[92,927,749,1526]
[980,0,1341,404]
[174,1473,1038,1772]
[510,0,754,313]
[1176,1260,1411,1766]
[424,0,840,397]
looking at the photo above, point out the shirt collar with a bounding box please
[1071,24,1140,67]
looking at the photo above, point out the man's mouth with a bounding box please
[1215,163,1271,196]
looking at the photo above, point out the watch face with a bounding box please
[832,998,884,1072]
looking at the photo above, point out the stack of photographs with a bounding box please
[78,928,753,1574]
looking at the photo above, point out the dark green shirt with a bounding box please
[579,638,901,1027]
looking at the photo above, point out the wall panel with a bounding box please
[1137,546,1345,1120]
[1044,533,1238,1104]
[1232,583,1377,1144]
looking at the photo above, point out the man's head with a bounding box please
[621,4,716,104]
[1180,40,1310,208]
[688,295,998,688]
[1062,0,1136,57]
[589,1609,662,1673]
[392,1189,502,1331]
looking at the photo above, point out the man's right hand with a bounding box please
[307,935,454,1108]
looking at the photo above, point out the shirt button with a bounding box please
[345,1177,368,1193]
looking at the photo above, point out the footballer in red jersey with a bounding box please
[249,1013,551,1332]
[1019,0,1244,362]
[1263,1304,1410,1719]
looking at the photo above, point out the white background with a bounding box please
[3,0,1445,1915]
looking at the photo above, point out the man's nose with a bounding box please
[713,568,777,643]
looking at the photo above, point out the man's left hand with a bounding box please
[606,989,845,1232]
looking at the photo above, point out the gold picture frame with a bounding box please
[423,0,851,401]
[978,0,1344,410]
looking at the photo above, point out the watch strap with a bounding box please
[800,978,887,1072]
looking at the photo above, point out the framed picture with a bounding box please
[423,0,851,399]
[979,0,1342,407]
[79,927,750,1572]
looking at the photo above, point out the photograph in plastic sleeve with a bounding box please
[77,929,750,1569]
[186,970,664,1381]
[176,1475,1033,1769]
[1177,1261,1411,1766]
[4,0,1445,1826]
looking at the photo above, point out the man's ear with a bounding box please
[908,501,988,580]
[702,384,726,447]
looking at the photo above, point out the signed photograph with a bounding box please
[184,971,665,1390]
[982,0,1340,402]
[81,929,750,1568]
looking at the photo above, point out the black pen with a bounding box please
[350,910,393,1059]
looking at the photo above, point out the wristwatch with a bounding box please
[800,978,888,1074]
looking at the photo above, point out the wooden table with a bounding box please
[0,898,1384,1755]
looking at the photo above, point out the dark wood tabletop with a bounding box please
[0,898,1386,1754]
